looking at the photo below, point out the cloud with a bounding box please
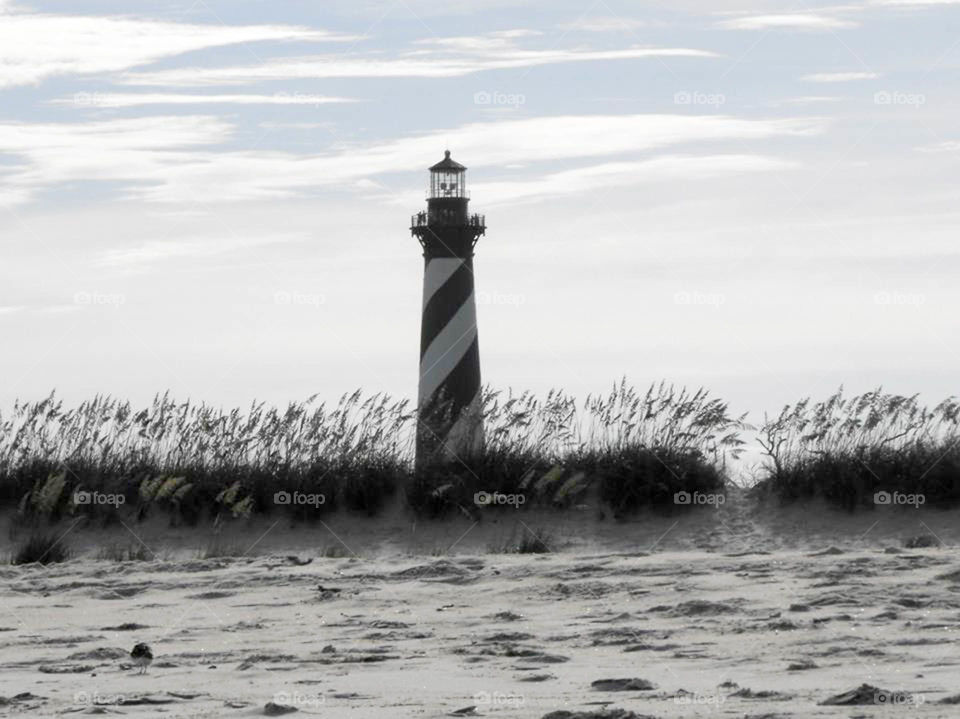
[51,92,357,108]
[801,71,879,82]
[123,47,719,86]
[781,96,844,105]
[122,30,718,86]
[557,18,660,32]
[471,155,798,206]
[413,29,542,52]
[0,113,824,205]
[872,0,960,5]
[0,115,231,203]
[916,140,960,152]
[96,233,306,268]
[0,6,355,88]
[719,13,858,30]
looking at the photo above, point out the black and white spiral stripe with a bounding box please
[418,256,483,461]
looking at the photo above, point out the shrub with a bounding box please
[11,532,71,565]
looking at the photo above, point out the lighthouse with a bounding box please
[411,151,486,466]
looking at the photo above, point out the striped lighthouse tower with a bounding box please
[411,151,486,466]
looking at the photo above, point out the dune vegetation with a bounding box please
[2,384,957,533]
[0,381,741,526]
[757,388,960,509]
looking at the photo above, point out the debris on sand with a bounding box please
[591,678,655,691]
[391,560,469,579]
[0,693,43,707]
[938,694,960,704]
[904,535,940,549]
[38,664,95,674]
[729,687,792,700]
[935,567,960,582]
[541,710,652,719]
[648,599,738,616]
[263,701,299,715]
[100,622,149,631]
[316,585,342,600]
[448,707,479,716]
[809,546,845,556]
[820,683,915,705]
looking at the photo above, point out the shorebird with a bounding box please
[130,643,153,674]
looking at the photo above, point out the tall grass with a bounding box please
[394,380,743,517]
[0,382,744,522]
[757,388,960,508]
[1,391,412,523]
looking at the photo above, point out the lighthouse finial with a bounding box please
[444,149,451,159]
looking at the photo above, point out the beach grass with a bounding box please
[757,388,960,509]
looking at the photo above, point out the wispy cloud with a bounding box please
[781,95,844,104]
[0,6,355,88]
[472,154,798,206]
[0,113,824,205]
[0,115,231,204]
[872,0,960,6]
[120,30,716,86]
[96,233,306,269]
[51,92,357,108]
[916,140,960,152]
[801,71,880,82]
[122,46,718,86]
[558,17,660,32]
[719,13,858,31]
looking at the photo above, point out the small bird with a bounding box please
[130,643,153,674]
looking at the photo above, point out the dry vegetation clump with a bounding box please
[409,381,744,517]
[758,388,960,508]
[0,391,411,524]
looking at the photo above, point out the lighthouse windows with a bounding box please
[431,170,466,199]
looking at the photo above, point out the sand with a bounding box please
[1,493,959,717]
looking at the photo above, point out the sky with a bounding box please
[0,0,958,426]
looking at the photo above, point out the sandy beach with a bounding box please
[2,494,959,718]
